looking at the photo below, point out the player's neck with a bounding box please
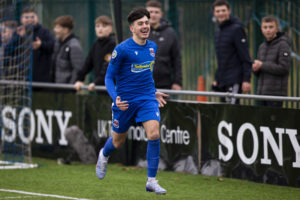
[132,35,147,46]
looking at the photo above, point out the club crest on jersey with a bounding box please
[112,50,117,59]
[113,119,119,128]
[131,61,154,73]
[149,48,155,57]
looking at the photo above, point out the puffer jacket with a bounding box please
[255,32,291,96]
[148,18,182,89]
[50,34,84,84]
[214,16,252,87]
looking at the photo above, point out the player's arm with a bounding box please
[105,47,129,110]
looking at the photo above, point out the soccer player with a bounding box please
[95,7,168,195]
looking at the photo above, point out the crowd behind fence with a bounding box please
[1,0,299,108]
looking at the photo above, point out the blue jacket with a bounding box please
[214,16,252,87]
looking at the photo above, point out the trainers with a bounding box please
[96,148,109,179]
[146,179,167,195]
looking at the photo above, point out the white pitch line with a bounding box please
[0,196,37,199]
[0,189,91,200]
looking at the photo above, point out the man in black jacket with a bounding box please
[146,0,182,90]
[212,0,252,104]
[74,16,116,92]
[20,7,55,83]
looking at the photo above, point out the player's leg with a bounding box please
[96,105,133,179]
[136,100,166,194]
[96,131,128,179]
[143,120,166,194]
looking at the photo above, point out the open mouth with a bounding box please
[141,29,149,34]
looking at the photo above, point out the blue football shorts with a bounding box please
[112,100,160,134]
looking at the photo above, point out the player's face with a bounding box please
[261,21,278,41]
[21,12,36,26]
[130,16,150,40]
[95,23,112,39]
[213,5,231,24]
[146,7,162,27]
[53,24,69,41]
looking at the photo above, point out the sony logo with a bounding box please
[1,106,72,146]
[218,120,300,168]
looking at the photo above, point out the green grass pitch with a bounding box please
[0,157,299,200]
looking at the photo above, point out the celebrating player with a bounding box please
[95,7,168,195]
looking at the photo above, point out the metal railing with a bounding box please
[1,80,300,103]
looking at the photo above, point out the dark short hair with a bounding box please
[127,7,150,25]
[261,15,279,27]
[146,0,162,9]
[21,7,36,15]
[95,15,112,26]
[212,0,230,10]
[54,15,74,30]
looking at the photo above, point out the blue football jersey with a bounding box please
[105,38,157,103]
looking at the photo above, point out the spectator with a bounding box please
[212,0,252,104]
[252,16,291,107]
[50,15,84,84]
[146,0,182,90]
[20,7,55,83]
[74,15,116,92]
[0,21,17,67]
[0,20,26,80]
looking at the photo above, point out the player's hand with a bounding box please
[116,96,129,111]
[88,83,95,91]
[74,81,84,91]
[155,91,169,108]
[242,82,251,93]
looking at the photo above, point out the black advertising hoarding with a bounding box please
[2,91,299,186]
[17,92,198,172]
[199,103,300,187]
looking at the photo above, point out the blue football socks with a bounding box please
[102,137,116,157]
[147,139,160,178]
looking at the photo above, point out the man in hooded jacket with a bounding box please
[212,0,252,104]
[252,16,291,107]
[146,0,182,90]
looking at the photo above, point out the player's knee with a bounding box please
[147,131,160,140]
[113,137,126,149]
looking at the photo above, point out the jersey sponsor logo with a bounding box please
[112,50,117,59]
[283,52,289,57]
[131,61,154,73]
[241,38,246,43]
[149,48,155,57]
[113,119,119,129]
[134,51,138,55]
